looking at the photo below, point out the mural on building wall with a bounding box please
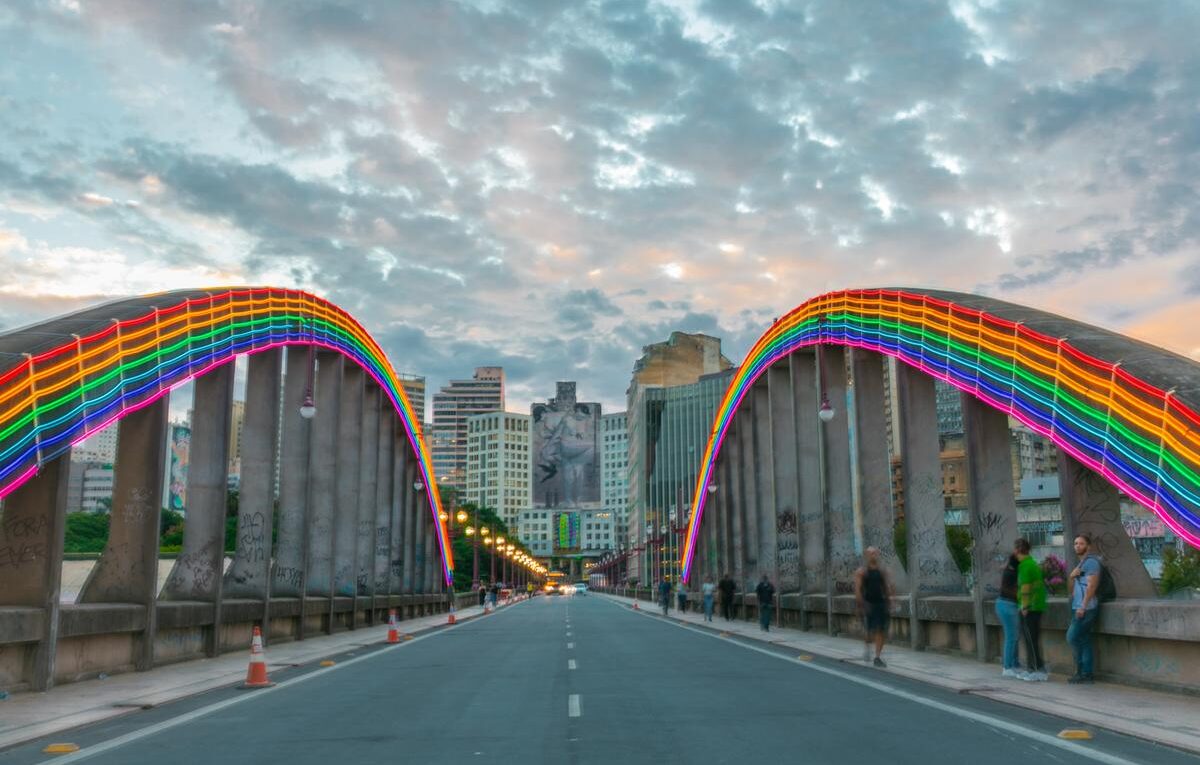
[532,400,600,507]
[555,511,581,553]
[168,424,190,512]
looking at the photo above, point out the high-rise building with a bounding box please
[530,381,602,577]
[626,333,734,583]
[601,412,629,549]
[397,372,427,423]
[229,399,245,475]
[431,367,504,489]
[934,379,963,435]
[466,411,531,531]
[81,463,114,512]
[72,422,118,463]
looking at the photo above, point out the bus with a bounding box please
[545,571,567,594]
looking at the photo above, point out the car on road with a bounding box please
[573,582,588,595]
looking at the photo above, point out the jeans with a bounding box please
[703,594,714,621]
[1020,610,1045,672]
[759,603,773,631]
[1067,608,1099,676]
[995,599,1020,670]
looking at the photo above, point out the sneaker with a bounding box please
[873,657,887,668]
[1015,670,1032,681]
[1001,668,1020,679]
[1027,670,1049,682]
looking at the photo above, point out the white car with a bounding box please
[574,582,588,595]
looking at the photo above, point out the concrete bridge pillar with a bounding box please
[752,381,778,585]
[0,451,69,690]
[768,361,801,592]
[420,513,433,593]
[333,365,363,601]
[402,458,418,593]
[733,410,756,592]
[896,363,964,650]
[819,346,857,609]
[78,396,169,670]
[792,350,825,611]
[356,384,380,612]
[850,350,907,592]
[1059,453,1156,597]
[162,360,234,657]
[963,394,1019,660]
[386,436,405,595]
[374,408,395,600]
[273,347,313,604]
[224,348,282,606]
[306,351,342,600]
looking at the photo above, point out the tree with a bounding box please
[1160,545,1200,597]
[64,512,110,553]
[892,520,973,575]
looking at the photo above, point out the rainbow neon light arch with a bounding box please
[681,288,1200,583]
[0,288,452,584]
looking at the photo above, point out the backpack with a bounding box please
[1096,559,1117,603]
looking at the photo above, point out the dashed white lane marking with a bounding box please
[568,694,582,718]
[567,642,575,649]
[568,659,577,670]
[566,631,573,636]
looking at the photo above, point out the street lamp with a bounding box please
[299,345,316,419]
[818,396,836,422]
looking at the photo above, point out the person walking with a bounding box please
[478,583,488,608]
[854,547,893,668]
[996,547,1021,679]
[755,574,775,632]
[658,578,672,616]
[718,573,736,621]
[1015,538,1048,681]
[1067,534,1102,684]
[677,584,688,613]
[702,575,716,622]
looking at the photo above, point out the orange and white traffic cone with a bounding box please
[386,609,400,644]
[447,602,456,625]
[243,626,273,689]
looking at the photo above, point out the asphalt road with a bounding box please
[3,595,1197,765]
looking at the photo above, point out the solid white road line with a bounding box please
[604,596,1140,765]
[568,659,577,670]
[568,694,582,718]
[36,604,526,765]
[567,642,575,649]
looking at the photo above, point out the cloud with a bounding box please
[2,0,1200,411]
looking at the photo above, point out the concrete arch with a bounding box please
[0,287,451,581]
[682,288,1200,581]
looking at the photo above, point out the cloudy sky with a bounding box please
[2,1,1199,416]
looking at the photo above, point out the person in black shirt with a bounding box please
[717,573,736,621]
[855,547,894,667]
[755,574,776,631]
[997,549,1021,678]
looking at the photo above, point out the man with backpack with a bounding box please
[1066,534,1104,684]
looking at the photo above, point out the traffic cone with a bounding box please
[386,609,400,644]
[447,602,456,625]
[242,626,273,689]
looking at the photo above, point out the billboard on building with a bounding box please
[555,511,581,553]
[532,401,600,508]
[168,424,191,512]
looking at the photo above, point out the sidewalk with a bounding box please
[0,601,512,751]
[601,593,1200,755]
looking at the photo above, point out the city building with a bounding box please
[397,372,426,423]
[71,422,118,464]
[81,463,114,512]
[465,411,531,531]
[431,367,504,490]
[934,379,963,435]
[626,332,735,584]
[601,411,629,549]
[518,508,616,559]
[530,382,602,576]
